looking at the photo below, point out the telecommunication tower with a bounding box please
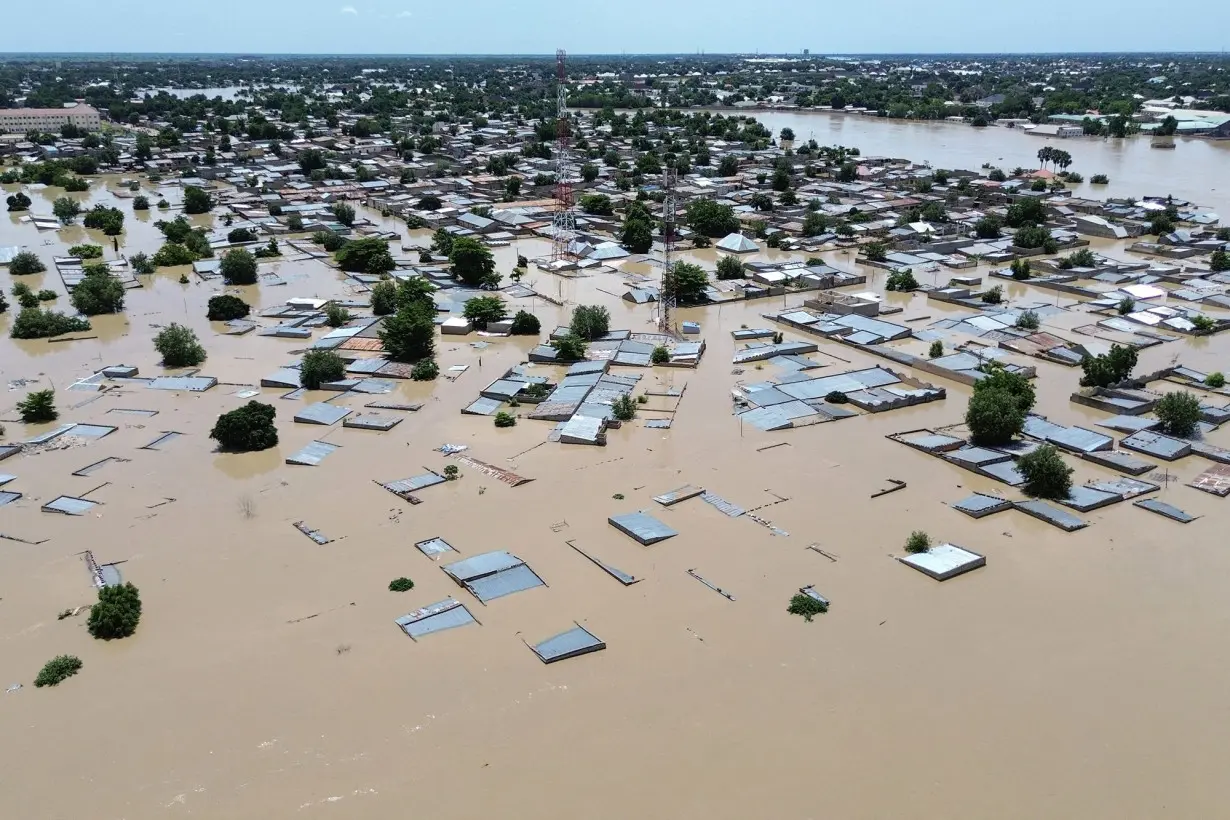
[658,167,677,335]
[550,49,576,264]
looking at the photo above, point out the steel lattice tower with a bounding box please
[550,49,576,264]
[658,167,677,335]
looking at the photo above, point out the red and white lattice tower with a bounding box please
[658,167,677,334]
[550,49,576,264]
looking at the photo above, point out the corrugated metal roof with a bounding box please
[293,403,352,425]
[531,625,606,663]
[70,424,117,439]
[140,431,182,450]
[415,537,455,558]
[1134,498,1198,523]
[383,472,446,496]
[466,564,545,602]
[442,550,524,582]
[462,397,503,416]
[286,440,340,466]
[608,512,678,545]
[148,376,217,392]
[42,495,98,516]
[0,490,21,506]
[396,598,477,639]
[343,413,401,431]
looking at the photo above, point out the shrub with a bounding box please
[206,294,250,321]
[1010,259,1031,280]
[1206,372,1226,389]
[287,213,304,231]
[70,264,125,315]
[442,464,460,480]
[905,531,931,553]
[68,244,103,259]
[864,241,888,262]
[886,269,919,292]
[463,295,507,329]
[210,401,278,452]
[494,411,517,428]
[570,304,610,340]
[10,308,90,339]
[612,395,637,421]
[220,249,258,285]
[1013,225,1051,249]
[1209,249,1230,273]
[1117,296,1136,315]
[228,227,257,243]
[928,340,944,358]
[37,289,57,301]
[83,204,124,235]
[34,655,83,687]
[1015,310,1040,330]
[380,302,436,362]
[300,350,346,389]
[1018,445,1073,500]
[87,582,142,640]
[1191,314,1217,333]
[651,345,670,364]
[132,195,150,210]
[17,389,58,423]
[9,251,46,275]
[825,391,848,404]
[53,196,82,224]
[388,577,415,592]
[550,332,587,361]
[411,359,439,380]
[1091,174,1109,184]
[966,387,1026,445]
[153,323,206,367]
[157,199,170,209]
[981,285,1003,304]
[325,303,352,328]
[787,593,828,622]
[510,310,540,335]
[370,280,397,315]
[1080,344,1137,388]
[130,252,155,275]
[6,191,31,211]
[1066,248,1097,268]
[1155,391,1202,437]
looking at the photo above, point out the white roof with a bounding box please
[1121,283,1166,300]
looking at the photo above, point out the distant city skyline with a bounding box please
[5,0,1229,56]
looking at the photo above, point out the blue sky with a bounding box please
[5,0,1229,54]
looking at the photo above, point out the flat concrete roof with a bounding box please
[899,543,986,581]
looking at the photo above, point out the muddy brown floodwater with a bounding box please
[3,169,1230,819]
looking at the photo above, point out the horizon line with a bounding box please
[0,50,1227,59]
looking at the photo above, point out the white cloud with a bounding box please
[340,5,358,14]
[396,10,412,17]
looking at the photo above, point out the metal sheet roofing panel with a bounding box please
[42,495,98,516]
[415,537,456,558]
[531,625,606,664]
[466,564,546,602]
[286,440,340,466]
[442,550,524,582]
[148,376,217,392]
[608,512,678,545]
[293,403,352,426]
[396,598,477,639]
[384,472,446,496]
[70,424,117,439]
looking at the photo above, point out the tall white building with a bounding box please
[0,103,101,134]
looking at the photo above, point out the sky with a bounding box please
[5,0,1229,55]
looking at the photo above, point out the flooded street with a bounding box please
[3,135,1230,819]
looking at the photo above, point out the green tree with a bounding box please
[10,308,89,339]
[802,211,828,237]
[685,198,739,237]
[395,276,437,310]
[206,295,250,321]
[210,401,278,452]
[570,304,611,340]
[70,264,125,315]
[464,295,508,329]
[966,387,1026,445]
[153,323,206,367]
[87,582,142,640]
[612,395,637,421]
[52,196,81,224]
[621,211,654,253]
[1018,445,1073,500]
[1210,249,1230,272]
[1014,225,1052,249]
[411,359,440,380]
[1005,198,1046,228]
[1205,372,1226,389]
[716,255,744,280]
[314,230,346,252]
[220,249,258,285]
[864,242,888,262]
[750,192,774,211]
[331,202,356,226]
[581,163,599,182]
[1011,259,1031,280]
[550,332,587,361]
[975,365,1035,414]
[152,242,198,267]
[8,251,46,275]
[510,310,541,335]
[132,195,150,210]
[431,229,455,256]
[82,204,124,235]
[494,411,517,428]
[1015,310,1040,330]
[300,350,346,389]
[929,340,944,358]
[34,655,83,688]
[450,236,498,287]
[1080,344,1138,388]
[336,237,395,275]
[380,302,436,362]
[370,280,397,315]
[182,186,213,214]
[886,269,919,291]
[325,303,351,327]
[670,261,709,304]
[1155,391,1202,438]
[974,215,1002,238]
[17,388,57,423]
[228,227,257,243]
[579,194,613,215]
[6,191,31,211]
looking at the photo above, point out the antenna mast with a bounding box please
[550,49,576,265]
[658,166,677,334]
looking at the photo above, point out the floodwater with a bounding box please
[3,164,1230,819]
